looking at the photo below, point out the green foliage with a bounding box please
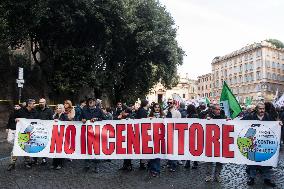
[0,0,184,104]
[266,39,284,49]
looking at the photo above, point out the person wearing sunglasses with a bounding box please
[164,98,181,172]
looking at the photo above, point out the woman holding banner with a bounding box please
[148,103,165,177]
[184,104,199,169]
[51,104,68,170]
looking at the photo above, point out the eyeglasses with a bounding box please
[167,102,173,104]
[154,106,160,109]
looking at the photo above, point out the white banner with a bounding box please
[13,118,281,167]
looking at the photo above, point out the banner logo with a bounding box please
[237,124,278,162]
[18,122,49,153]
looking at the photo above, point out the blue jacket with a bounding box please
[81,106,104,121]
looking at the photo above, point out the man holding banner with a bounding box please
[81,98,104,173]
[242,102,276,187]
[8,99,38,171]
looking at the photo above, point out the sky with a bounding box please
[159,0,284,79]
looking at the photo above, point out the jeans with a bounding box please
[247,165,272,179]
[149,159,160,173]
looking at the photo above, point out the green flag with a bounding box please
[220,81,242,119]
[205,97,210,106]
[245,96,252,106]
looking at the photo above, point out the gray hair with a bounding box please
[256,102,265,110]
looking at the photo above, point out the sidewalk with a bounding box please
[0,129,12,159]
[0,150,284,188]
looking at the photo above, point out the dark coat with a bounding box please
[241,112,274,121]
[187,113,198,118]
[17,107,38,119]
[113,108,123,120]
[74,105,83,121]
[6,109,20,130]
[54,113,68,121]
[179,108,187,118]
[136,107,148,119]
[81,106,104,121]
[36,106,53,120]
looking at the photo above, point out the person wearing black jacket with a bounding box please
[184,104,199,169]
[242,102,276,187]
[205,104,226,182]
[6,105,21,131]
[7,99,38,171]
[34,98,53,165]
[113,101,124,120]
[81,98,104,122]
[36,98,53,120]
[81,98,104,173]
[17,99,38,119]
[119,100,149,171]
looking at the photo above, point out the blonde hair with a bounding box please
[64,100,73,113]
[53,104,65,118]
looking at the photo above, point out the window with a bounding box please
[251,73,254,81]
[256,60,262,68]
[244,54,248,61]
[256,71,261,80]
[183,94,185,98]
[240,64,243,72]
[239,76,242,83]
[272,62,276,68]
[250,62,253,70]
[256,50,262,57]
[266,60,271,68]
[249,53,253,60]
[272,73,276,80]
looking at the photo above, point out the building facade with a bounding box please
[197,73,213,99]
[211,41,284,103]
[146,74,198,103]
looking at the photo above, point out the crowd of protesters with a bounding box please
[5,97,283,187]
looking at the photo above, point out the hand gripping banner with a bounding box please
[13,118,281,167]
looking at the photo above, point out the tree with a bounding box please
[0,0,184,104]
[266,39,284,49]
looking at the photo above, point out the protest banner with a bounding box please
[13,118,281,167]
